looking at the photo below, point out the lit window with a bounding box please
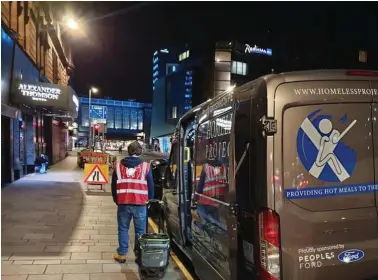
[179,50,190,61]
[231,61,248,76]
[172,106,177,119]
[172,65,176,72]
[131,110,138,130]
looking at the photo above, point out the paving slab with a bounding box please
[2,156,187,280]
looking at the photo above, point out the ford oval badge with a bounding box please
[338,249,364,263]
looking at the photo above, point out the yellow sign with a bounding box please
[84,163,109,184]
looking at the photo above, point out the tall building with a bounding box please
[152,48,178,92]
[150,40,274,152]
[1,2,78,184]
[77,97,152,144]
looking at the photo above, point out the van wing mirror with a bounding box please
[184,147,190,163]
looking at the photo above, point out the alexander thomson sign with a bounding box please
[11,81,78,117]
[18,83,62,102]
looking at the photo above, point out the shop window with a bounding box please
[130,109,138,130]
[107,108,114,129]
[115,109,122,129]
[231,61,248,76]
[81,105,89,127]
[138,110,143,130]
[123,109,130,129]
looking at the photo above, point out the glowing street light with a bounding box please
[90,87,99,94]
[66,18,79,30]
[62,16,79,30]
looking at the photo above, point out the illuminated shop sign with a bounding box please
[18,83,61,102]
[12,81,78,118]
[244,44,272,56]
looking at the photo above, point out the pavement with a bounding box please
[1,155,187,280]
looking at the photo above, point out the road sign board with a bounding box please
[90,105,107,121]
[84,163,109,185]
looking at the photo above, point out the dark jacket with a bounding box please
[111,156,155,204]
[34,156,47,167]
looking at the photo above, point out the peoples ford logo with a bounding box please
[338,249,364,263]
[296,109,357,183]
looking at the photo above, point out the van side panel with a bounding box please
[274,81,378,280]
[373,82,378,212]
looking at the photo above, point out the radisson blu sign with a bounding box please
[244,44,272,56]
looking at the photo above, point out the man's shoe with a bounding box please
[114,253,126,263]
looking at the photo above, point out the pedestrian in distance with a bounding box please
[111,141,155,263]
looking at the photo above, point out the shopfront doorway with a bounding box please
[2,115,12,185]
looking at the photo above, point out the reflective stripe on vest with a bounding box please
[117,189,148,195]
[116,161,149,205]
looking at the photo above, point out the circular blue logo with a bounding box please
[338,249,364,263]
[296,109,357,183]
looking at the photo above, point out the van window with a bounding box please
[283,103,375,210]
[166,142,178,189]
[195,112,232,201]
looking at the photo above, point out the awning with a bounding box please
[1,103,21,119]
[10,81,78,118]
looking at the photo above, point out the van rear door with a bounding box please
[274,80,378,280]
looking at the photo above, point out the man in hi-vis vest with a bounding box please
[111,141,154,263]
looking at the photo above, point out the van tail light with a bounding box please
[346,70,378,77]
[258,208,281,280]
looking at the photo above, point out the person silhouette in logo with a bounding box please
[316,118,356,175]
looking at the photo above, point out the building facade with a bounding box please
[150,40,274,152]
[1,2,77,185]
[77,97,152,144]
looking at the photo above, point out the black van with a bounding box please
[156,70,378,280]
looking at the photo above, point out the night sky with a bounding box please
[62,1,378,103]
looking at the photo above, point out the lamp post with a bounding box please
[88,87,98,149]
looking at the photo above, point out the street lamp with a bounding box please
[88,86,99,149]
[61,16,80,30]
